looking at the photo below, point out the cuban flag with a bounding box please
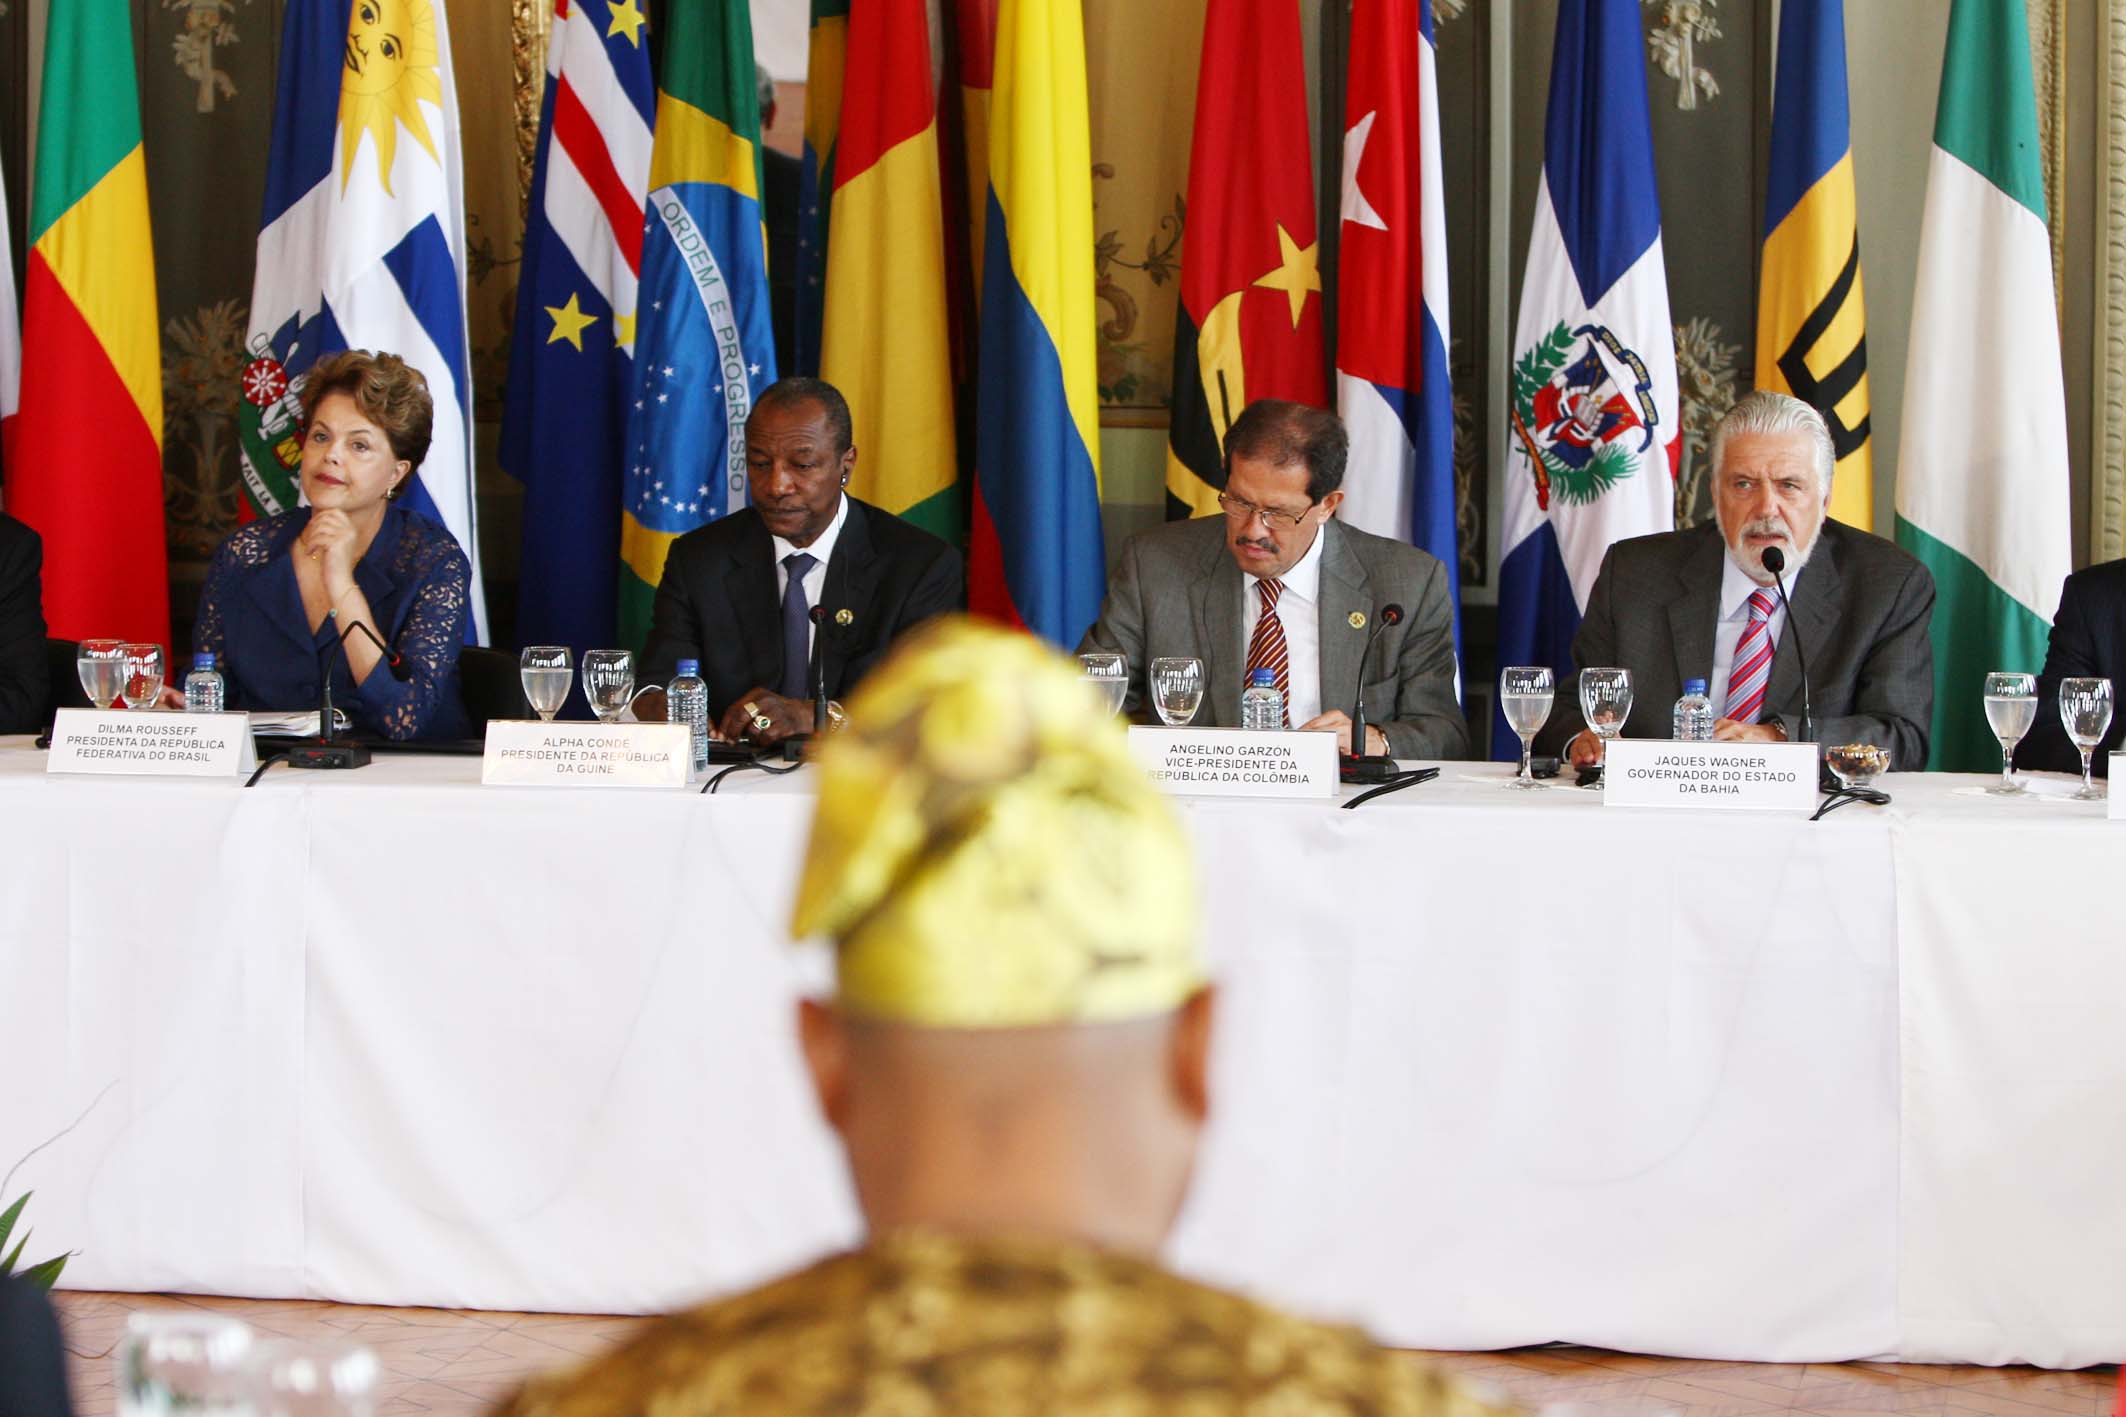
[500,0,654,663]
[1335,0,1458,653]
[1492,0,1677,757]
[238,0,486,642]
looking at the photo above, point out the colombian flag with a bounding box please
[793,0,846,377]
[10,2,167,646]
[970,0,1104,646]
[1756,0,1872,528]
[819,0,961,543]
[1165,0,1327,521]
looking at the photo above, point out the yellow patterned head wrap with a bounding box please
[790,617,1202,1027]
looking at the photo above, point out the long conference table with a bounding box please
[2,737,2123,1368]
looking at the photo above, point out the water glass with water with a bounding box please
[1149,657,1204,727]
[1981,671,2037,795]
[1499,665,1554,789]
[78,638,127,709]
[1577,667,1633,783]
[2058,676,2113,801]
[520,646,572,721]
[121,644,166,710]
[582,649,635,723]
[248,1338,381,1417]
[116,1312,255,1417]
[1077,652,1127,714]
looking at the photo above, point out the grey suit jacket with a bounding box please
[1533,519,1936,768]
[1078,516,1468,759]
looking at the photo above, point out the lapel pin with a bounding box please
[1348,611,1367,630]
[835,608,854,627]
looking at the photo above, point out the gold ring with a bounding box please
[743,700,772,735]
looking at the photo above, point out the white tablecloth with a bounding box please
[1,741,2120,1366]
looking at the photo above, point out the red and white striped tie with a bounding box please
[1722,589,1778,724]
[1244,578,1292,728]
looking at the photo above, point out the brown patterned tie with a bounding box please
[1243,578,1292,728]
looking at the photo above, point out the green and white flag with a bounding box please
[1895,0,2071,770]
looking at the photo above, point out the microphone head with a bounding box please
[810,605,830,626]
[1760,546,1786,576]
[387,654,413,683]
[1380,603,1405,627]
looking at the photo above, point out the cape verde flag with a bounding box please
[239,0,486,642]
[501,0,654,661]
[1492,0,1677,757]
[1336,0,1458,653]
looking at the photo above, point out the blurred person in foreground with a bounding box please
[496,618,1517,1416]
[190,350,471,739]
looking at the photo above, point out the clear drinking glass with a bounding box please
[1499,665,1554,789]
[1577,667,1633,784]
[581,649,635,723]
[1077,652,1128,714]
[120,644,166,710]
[1981,671,2038,795]
[78,638,128,708]
[520,645,573,721]
[116,1312,255,1417]
[248,1338,381,1417]
[1149,656,1204,726]
[2058,676,2114,801]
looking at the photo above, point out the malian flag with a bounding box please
[9,1,167,645]
[969,0,1105,646]
[1895,0,2070,769]
[1165,0,1326,521]
[1493,0,1677,757]
[240,0,487,642]
[0,153,19,474]
[1336,0,1458,651]
[501,0,654,666]
[819,0,961,542]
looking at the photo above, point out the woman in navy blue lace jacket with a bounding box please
[192,350,471,740]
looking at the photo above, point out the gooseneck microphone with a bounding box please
[807,604,832,735]
[1758,546,1815,752]
[287,610,409,770]
[1345,602,1405,783]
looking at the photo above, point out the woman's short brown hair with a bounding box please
[299,350,436,492]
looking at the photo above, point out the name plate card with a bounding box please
[1127,726,1337,800]
[2112,755,2124,820]
[46,708,257,777]
[1602,739,1818,812]
[482,720,690,788]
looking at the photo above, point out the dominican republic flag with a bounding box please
[239,0,487,642]
[0,152,18,475]
[501,0,654,666]
[1492,0,1677,757]
[1336,0,1458,654]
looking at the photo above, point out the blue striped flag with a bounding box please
[501,0,655,663]
[238,0,486,642]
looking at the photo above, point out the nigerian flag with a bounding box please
[1895,0,2071,771]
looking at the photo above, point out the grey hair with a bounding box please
[1709,390,1836,502]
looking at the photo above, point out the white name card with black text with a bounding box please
[1127,726,1338,800]
[46,708,258,777]
[1602,739,1818,812]
[482,720,690,788]
[2111,755,2125,819]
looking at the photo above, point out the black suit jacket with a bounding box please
[0,514,50,734]
[1534,519,1936,768]
[2022,557,2126,777]
[639,497,963,718]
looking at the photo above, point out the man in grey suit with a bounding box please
[1536,390,1935,769]
[1078,399,1467,759]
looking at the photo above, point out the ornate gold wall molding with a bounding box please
[513,0,550,221]
[2097,0,2126,560]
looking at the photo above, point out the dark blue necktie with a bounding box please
[780,551,817,698]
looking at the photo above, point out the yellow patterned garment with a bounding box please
[494,1232,1520,1417]
[791,617,1203,1028]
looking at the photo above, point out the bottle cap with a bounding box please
[192,652,216,671]
[675,658,700,677]
[1684,678,1707,696]
[1248,668,1276,686]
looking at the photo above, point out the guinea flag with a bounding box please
[9,1,167,646]
[1165,0,1327,521]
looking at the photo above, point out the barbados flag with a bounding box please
[501,0,654,662]
[1493,0,1677,757]
[1336,0,1458,652]
[819,0,960,543]
[9,2,167,645]
[1757,0,1872,529]
[970,0,1104,646]
[793,0,847,377]
[618,0,776,648]
[239,0,487,642]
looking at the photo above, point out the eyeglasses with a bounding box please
[1216,493,1316,531]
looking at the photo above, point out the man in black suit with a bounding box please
[2020,558,2126,778]
[637,378,963,744]
[0,512,51,734]
[1536,391,1935,769]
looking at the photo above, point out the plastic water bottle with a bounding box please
[184,652,225,714]
[1240,667,1285,731]
[668,658,710,772]
[1673,677,1714,742]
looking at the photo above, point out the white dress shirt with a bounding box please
[1707,551,1801,717]
[1240,525,1328,724]
[770,492,847,668]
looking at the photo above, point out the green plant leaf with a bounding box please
[2,1233,27,1277]
[0,1192,27,1260]
[18,1253,67,1290]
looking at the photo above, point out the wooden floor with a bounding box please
[51,1290,2120,1417]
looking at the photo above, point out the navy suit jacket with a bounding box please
[2022,558,2126,777]
[0,514,49,733]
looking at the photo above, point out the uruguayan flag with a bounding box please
[238,0,486,641]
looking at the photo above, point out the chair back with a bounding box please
[458,646,527,727]
[45,639,90,716]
